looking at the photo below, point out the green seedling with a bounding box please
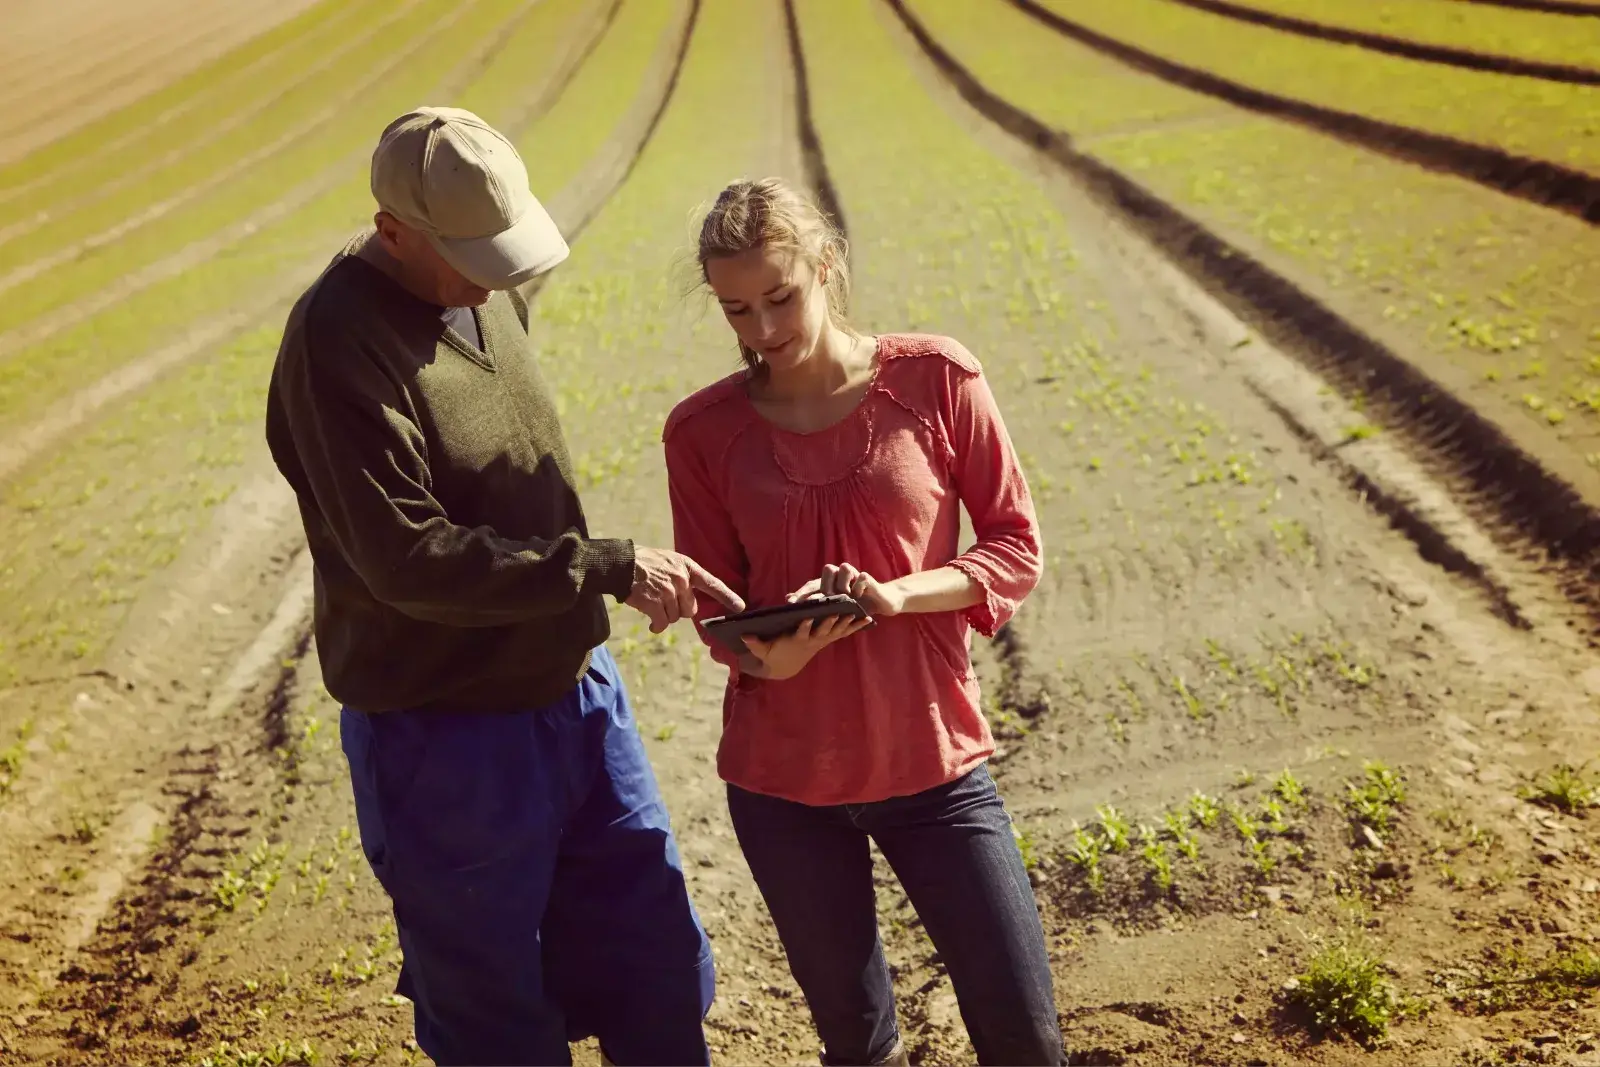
[1067,825,1105,896]
[1261,797,1289,835]
[1287,939,1399,1047]
[198,1040,321,1067]
[1204,639,1238,680]
[1518,763,1597,814]
[1162,809,1202,862]
[0,719,35,796]
[1273,768,1308,810]
[213,869,249,912]
[1187,791,1221,830]
[1250,836,1277,878]
[1170,676,1204,720]
[1095,804,1131,853]
[1140,826,1175,892]
[1345,761,1406,834]
[1228,803,1259,842]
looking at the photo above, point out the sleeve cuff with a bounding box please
[949,556,1011,639]
[585,538,637,601]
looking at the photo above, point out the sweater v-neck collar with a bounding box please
[346,240,498,372]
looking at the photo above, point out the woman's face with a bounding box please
[705,245,830,372]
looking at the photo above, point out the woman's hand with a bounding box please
[786,562,906,618]
[740,613,874,681]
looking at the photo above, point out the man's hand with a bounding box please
[787,562,906,618]
[624,546,744,634]
[740,613,874,681]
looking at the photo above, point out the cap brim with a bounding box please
[429,204,570,291]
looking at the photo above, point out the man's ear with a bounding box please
[372,211,404,252]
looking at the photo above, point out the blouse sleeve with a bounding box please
[663,423,750,671]
[943,358,1044,637]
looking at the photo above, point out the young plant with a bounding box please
[1187,791,1221,830]
[1228,803,1259,843]
[1170,675,1205,720]
[1067,824,1105,896]
[1095,804,1131,853]
[1273,768,1308,810]
[1345,761,1406,834]
[1162,809,1201,861]
[1140,825,1175,893]
[1287,939,1399,1047]
[1518,763,1597,814]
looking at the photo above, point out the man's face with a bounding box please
[373,212,493,308]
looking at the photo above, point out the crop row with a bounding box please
[0,0,541,337]
[0,0,614,439]
[0,0,674,696]
[1029,0,1600,175]
[0,0,397,232]
[790,0,1420,736]
[1183,0,1600,70]
[909,0,1600,480]
[20,3,794,1056]
[0,1,339,191]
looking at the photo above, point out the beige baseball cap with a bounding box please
[370,106,569,290]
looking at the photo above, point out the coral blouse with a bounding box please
[662,333,1042,806]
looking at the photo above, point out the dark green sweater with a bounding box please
[264,233,636,713]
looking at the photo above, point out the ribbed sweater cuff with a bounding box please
[585,538,637,601]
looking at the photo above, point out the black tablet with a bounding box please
[701,594,869,657]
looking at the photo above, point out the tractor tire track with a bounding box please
[884,0,1600,632]
[1453,0,1600,16]
[1003,0,1600,224]
[1160,0,1600,86]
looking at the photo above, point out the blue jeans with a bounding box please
[727,765,1064,1066]
[341,646,714,1066]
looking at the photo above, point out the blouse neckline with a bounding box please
[739,334,884,438]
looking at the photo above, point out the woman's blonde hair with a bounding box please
[694,177,854,376]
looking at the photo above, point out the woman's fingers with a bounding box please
[836,563,860,593]
[819,564,841,595]
[786,578,823,603]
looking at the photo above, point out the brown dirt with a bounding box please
[1,0,1599,1065]
[0,0,324,165]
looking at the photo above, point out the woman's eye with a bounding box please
[770,292,794,306]
[725,306,749,317]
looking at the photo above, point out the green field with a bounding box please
[1034,0,1600,171]
[911,0,1600,485]
[1,0,1597,1062]
[1204,0,1600,68]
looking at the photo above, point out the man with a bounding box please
[264,106,742,1066]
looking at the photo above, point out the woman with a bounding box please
[662,177,1063,1067]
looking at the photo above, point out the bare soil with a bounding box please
[0,0,1597,1065]
[0,0,323,165]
